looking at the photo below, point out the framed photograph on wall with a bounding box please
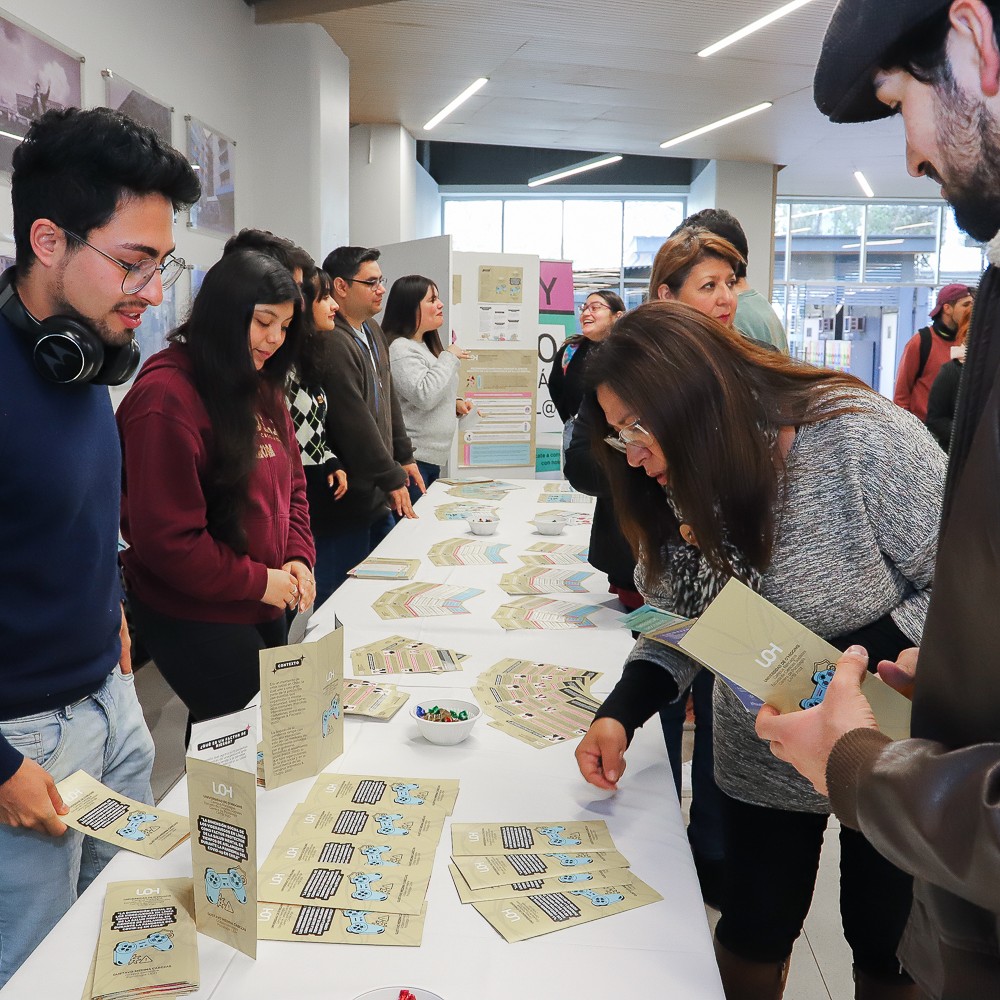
[0,13,83,174]
[185,116,236,238]
[102,70,172,146]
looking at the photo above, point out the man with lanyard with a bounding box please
[893,282,974,421]
[310,246,423,603]
[756,1,1000,996]
[0,107,199,988]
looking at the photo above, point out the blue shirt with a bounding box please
[0,312,122,783]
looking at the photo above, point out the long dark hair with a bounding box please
[588,300,870,578]
[296,269,334,387]
[168,249,303,553]
[382,275,444,357]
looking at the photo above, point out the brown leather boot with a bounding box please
[854,967,928,999]
[714,937,789,1000]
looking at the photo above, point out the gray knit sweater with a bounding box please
[631,390,946,812]
[388,338,461,466]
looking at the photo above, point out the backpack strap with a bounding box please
[915,326,933,382]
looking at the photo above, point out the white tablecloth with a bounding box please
[5,480,723,1000]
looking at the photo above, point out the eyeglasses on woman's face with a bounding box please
[603,417,653,453]
[579,300,611,316]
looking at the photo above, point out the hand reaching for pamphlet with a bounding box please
[0,758,68,836]
[575,718,629,791]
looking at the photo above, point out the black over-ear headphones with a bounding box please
[0,266,140,385]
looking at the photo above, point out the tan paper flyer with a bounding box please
[56,770,188,861]
[284,802,447,846]
[89,878,199,999]
[451,848,632,891]
[666,579,912,740]
[259,625,344,790]
[186,708,258,959]
[449,863,634,904]
[303,772,460,815]
[256,902,425,946]
[472,876,663,943]
[451,820,617,856]
[257,852,430,915]
[264,830,437,877]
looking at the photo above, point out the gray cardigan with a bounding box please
[388,337,461,466]
[631,390,946,812]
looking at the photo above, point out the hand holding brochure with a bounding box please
[641,579,912,740]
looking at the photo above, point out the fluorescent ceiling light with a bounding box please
[528,153,623,188]
[841,238,905,249]
[0,129,22,142]
[791,205,847,220]
[893,221,936,231]
[423,77,488,131]
[698,0,818,57]
[659,102,772,150]
[854,170,875,198]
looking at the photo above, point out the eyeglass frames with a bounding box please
[61,228,185,295]
[603,418,652,453]
[348,275,387,289]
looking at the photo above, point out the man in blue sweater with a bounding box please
[0,108,199,987]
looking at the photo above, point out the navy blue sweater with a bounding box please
[0,312,123,784]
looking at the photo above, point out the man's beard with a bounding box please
[936,75,1000,243]
[52,271,135,348]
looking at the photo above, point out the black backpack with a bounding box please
[915,326,933,382]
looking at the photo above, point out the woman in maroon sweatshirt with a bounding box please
[118,250,315,730]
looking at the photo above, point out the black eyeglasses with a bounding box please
[348,276,386,289]
[61,228,186,295]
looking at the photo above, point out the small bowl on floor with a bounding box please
[410,699,481,745]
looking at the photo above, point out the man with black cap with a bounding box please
[756,2,1000,996]
[893,282,973,420]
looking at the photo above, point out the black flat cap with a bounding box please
[814,0,949,122]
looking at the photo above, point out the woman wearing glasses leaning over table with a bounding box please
[117,250,315,737]
[575,301,945,1000]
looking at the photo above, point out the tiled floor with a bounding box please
[134,662,857,999]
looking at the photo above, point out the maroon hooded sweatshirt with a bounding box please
[118,344,314,624]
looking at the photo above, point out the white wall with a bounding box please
[349,124,417,247]
[0,0,349,273]
[685,159,779,297]
[415,162,442,240]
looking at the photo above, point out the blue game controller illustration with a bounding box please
[558,872,594,883]
[205,867,247,905]
[537,825,582,847]
[322,695,341,737]
[360,845,399,866]
[800,665,836,710]
[571,888,625,907]
[343,909,386,935]
[116,811,158,841]
[545,853,594,867]
[112,932,172,966]
[374,813,408,836]
[349,871,389,901]
[391,782,425,806]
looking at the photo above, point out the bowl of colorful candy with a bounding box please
[531,513,569,535]
[410,699,481,746]
[352,989,445,1000]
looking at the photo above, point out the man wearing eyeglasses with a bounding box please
[0,107,199,988]
[311,245,422,603]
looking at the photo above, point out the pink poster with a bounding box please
[538,260,575,315]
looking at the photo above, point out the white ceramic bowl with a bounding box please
[531,516,567,535]
[467,517,499,536]
[410,699,481,745]
[352,989,445,1000]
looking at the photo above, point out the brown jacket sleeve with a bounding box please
[828,729,1000,913]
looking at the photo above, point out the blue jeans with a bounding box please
[658,669,725,862]
[313,512,396,607]
[0,666,155,988]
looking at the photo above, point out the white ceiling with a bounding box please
[252,0,938,200]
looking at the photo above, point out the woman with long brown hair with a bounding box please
[575,300,945,999]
